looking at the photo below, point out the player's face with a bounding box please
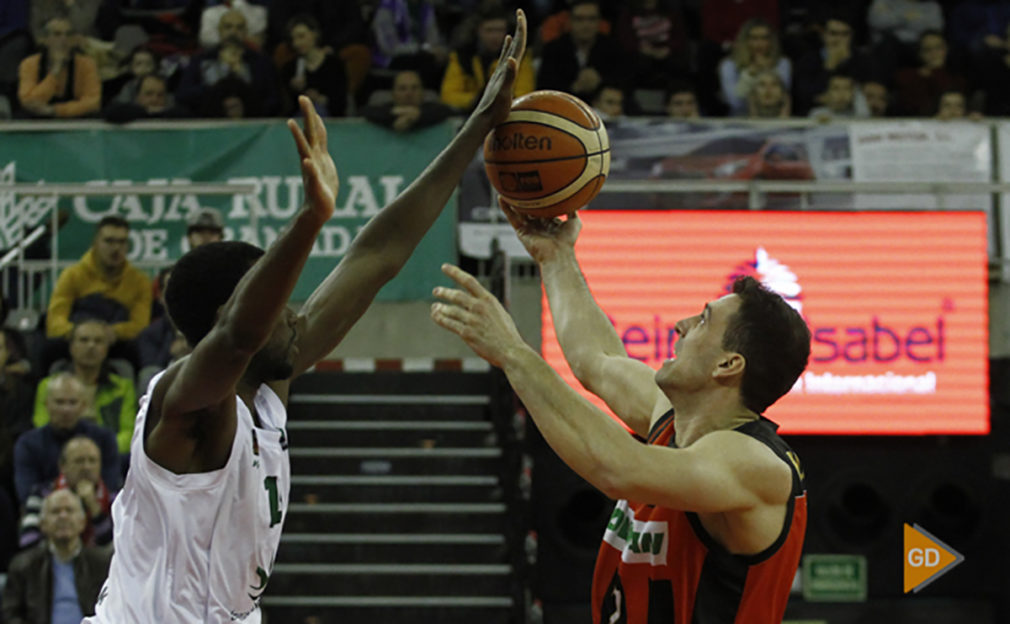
[70,321,110,368]
[93,225,129,273]
[41,490,86,542]
[251,307,304,381]
[655,294,741,392]
[62,439,101,487]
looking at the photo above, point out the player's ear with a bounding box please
[713,352,745,379]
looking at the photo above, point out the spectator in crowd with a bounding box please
[863,79,892,116]
[808,72,869,119]
[935,89,972,120]
[1,489,112,624]
[136,268,190,393]
[538,0,624,101]
[18,14,101,118]
[371,0,447,88]
[20,436,116,549]
[719,18,791,117]
[13,373,120,504]
[0,328,33,444]
[104,46,158,107]
[792,14,872,115]
[591,83,624,120]
[615,0,690,90]
[868,0,943,47]
[894,31,967,117]
[199,0,268,50]
[700,0,778,48]
[361,68,452,132]
[748,69,791,118]
[186,208,225,249]
[45,215,151,369]
[441,5,534,112]
[976,21,1010,116]
[947,0,1010,57]
[539,0,612,44]
[665,83,701,119]
[29,0,102,43]
[35,319,137,454]
[103,74,186,122]
[280,14,347,117]
[176,8,279,117]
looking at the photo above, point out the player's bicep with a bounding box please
[577,354,669,438]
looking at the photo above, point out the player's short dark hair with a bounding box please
[165,241,264,347]
[96,215,129,232]
[722,276,811,413]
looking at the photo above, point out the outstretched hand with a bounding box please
[288,95,339,222]
[499,199,582,264]
[431,264,526,369]
[472,9,527,127]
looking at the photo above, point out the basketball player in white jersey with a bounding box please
[85,12,527,622]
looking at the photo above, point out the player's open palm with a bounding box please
[500,199,582,264]
[474,9,527,127]
[288,95,339,222]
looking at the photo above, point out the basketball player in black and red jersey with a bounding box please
[431,207,811,623]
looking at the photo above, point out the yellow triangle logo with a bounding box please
[903,523,965,593]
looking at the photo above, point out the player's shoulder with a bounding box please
[693,428,792,502]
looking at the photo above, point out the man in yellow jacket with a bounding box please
[46,216,151,371]
[441,6,534,111]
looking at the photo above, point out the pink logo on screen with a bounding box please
[724,247,803,314]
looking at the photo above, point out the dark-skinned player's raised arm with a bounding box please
[287,9,528,379]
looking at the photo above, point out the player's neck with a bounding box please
[671,390,757,448]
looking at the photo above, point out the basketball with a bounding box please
[483,90,610,218]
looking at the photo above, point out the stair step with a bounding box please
[261,598,514,624]
[289,403,489,422]
[277,533,507,564]
[287,421,495,448]
[290,475,502,504]
[289,448,502,476]
[282,502,508,533]
[291,371,495,396]
[269,563,513,596]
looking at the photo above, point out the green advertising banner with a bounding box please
[0,120,458,300]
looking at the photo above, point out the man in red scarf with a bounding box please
[19,436,116,549]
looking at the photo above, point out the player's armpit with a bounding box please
[610,430,792,514]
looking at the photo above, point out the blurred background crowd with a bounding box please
[2,0,1010,126]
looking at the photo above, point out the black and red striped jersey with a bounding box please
[591,411,806,624]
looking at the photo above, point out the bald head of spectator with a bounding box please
[218,9,248,47]
[45,373,90,433]
[40,489,87,556]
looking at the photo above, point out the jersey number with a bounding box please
[263,475,282,527]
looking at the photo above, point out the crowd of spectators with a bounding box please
[3,0,1010,125]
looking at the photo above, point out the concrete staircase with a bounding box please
[263,370,528,624]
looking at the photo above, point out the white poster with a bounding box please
[850,121,993,251]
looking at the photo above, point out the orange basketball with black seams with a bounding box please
[483,90,610,218]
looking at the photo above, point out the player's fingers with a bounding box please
[432,285,474,310]
[288,119,311,159]
[441,263,489,298]
[299,96,315,144]
[311,101,328,147]
[431,303,466,335]
[499,198,525,230]
[498,34,512,65]
[511,9,527,62]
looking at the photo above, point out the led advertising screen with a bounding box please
[540,211,989,435]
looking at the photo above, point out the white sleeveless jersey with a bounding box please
[84,373,291,623]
